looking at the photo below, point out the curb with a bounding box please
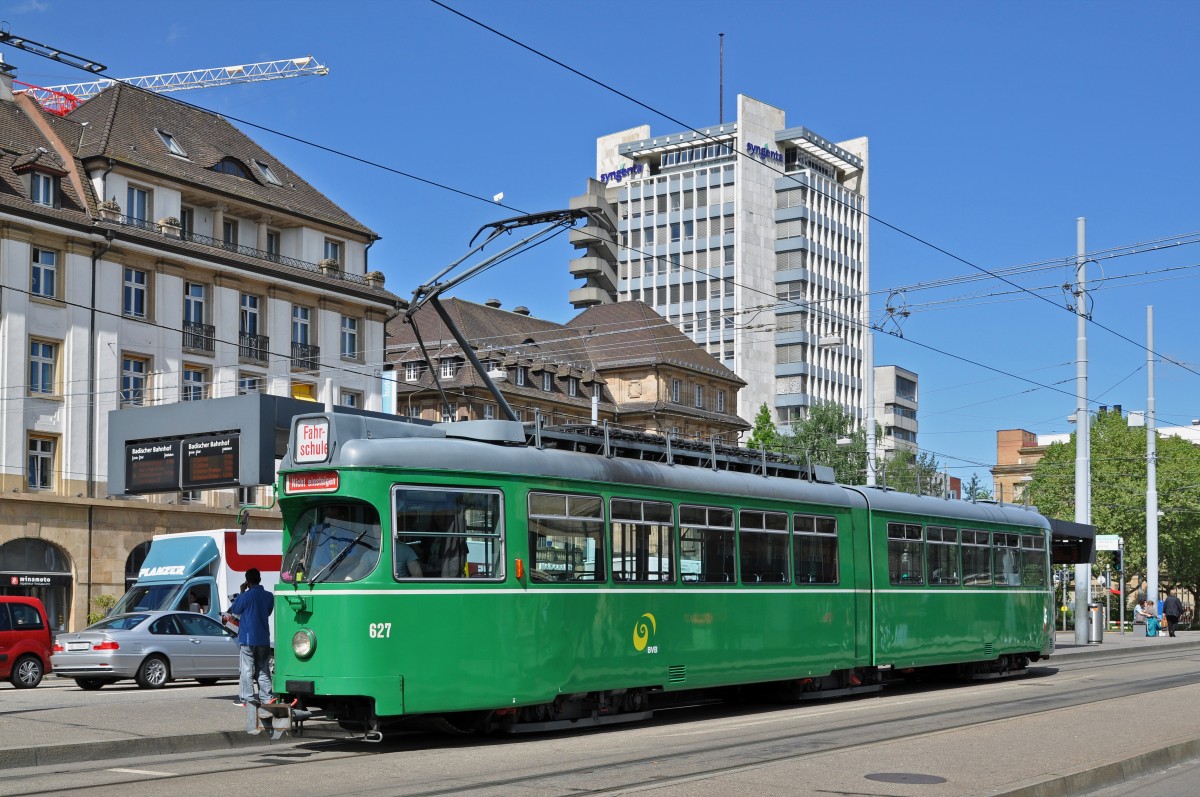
[1050,638,1200,662]
[0,729,296,771]
[986,736,1200,797]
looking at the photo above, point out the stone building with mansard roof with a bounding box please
[387,298,748,443]
[0,61,402,631]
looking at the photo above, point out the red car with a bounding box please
[0,596,53,688]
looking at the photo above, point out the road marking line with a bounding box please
[106,768,175,776]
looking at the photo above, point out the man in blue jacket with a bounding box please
[226,568,273,707]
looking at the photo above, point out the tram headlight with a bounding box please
[292,628,317,660]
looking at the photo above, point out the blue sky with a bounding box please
[7,0,1199,490]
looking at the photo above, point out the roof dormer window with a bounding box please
[30,172,56,207]
[156,129,187,158]
[254,159,281,185]
[213,157,251,179]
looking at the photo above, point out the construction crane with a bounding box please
[13,56,329,116]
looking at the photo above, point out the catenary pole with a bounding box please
[1075,218,1091,645]
[1147,306,1158,608]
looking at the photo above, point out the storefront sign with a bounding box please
[7,574,72,587]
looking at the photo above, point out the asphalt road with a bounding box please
[2,646,1199,797]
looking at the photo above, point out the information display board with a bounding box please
[181,435,240,489]
[125,441,180,494]
[123,434,240,493]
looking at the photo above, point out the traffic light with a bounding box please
[1115,548,1123,573]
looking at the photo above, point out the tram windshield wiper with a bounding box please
[308,527,376,584]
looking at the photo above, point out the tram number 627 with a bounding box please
[369,622,392,639]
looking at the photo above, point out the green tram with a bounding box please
[272,411,1072,736]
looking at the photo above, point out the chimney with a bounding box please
[514,306,530,316]
[0,54,15,102]
[485,298,502,308]
[1098,405,1107,414]
[1113,404,1122,416]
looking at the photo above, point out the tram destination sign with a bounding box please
[125,441,180,494]
[182,435,241,489]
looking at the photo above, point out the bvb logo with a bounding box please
[632,612,657,652]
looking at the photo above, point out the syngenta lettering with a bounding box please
[139,565,186,577]
[746,143,784,164]
[599,163,645,183]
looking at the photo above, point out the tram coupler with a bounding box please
[246,699,302,740]
[364,717,383,743]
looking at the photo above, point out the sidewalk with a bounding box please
[0,631,1197,776]
[1052,625,1199,658]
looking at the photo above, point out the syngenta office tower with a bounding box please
[570,95,868,432]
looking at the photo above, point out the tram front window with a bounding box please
[282,502,382,584]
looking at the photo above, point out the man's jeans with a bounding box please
[239,644,273,705]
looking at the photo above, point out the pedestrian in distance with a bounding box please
[1162,588,1185,638]
[224,567,273,707]
[1133,599,1150,627]
[1143,600,1162,638]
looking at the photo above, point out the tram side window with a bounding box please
[528,492,604,583]
[793,514,838,584]
[610,499,674,582]
[393,487,504,580]
[1021,533,1047,586]
[282,501,383,584]
[679,505,735,583]
[887,523,924,585]
[961,530,992,586]
[740,510,789,584]
[993,533,1021,586]
[927,526,960,586]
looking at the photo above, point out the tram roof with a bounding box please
[281,413,1054,530]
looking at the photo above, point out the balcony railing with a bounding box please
[291,341,320,371]
[110,216,371,286]
[239,332,269,364]
[182,321,215,353]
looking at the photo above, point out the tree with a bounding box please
[744,403,779,452]
[1025,409,1200,603]
[777,401,872,485]
[964,474,993,501]
[878,448,943,496]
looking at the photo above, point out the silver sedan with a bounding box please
[52,611,239,690]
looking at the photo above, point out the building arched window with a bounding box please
[124,541,152,590]
[212,157,252,179]
[0,538,72,631]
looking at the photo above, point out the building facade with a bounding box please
[0,67,401,630]
[571,94,868,433]
[874,365,919,456]
[386,298,748,443]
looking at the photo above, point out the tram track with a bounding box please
[5,653,1199,796]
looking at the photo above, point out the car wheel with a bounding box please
[10,655,44,688]
[195,678,220,685]
[136,655,170,689]
[75,678,107,690]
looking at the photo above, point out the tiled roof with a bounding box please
[68,83,375,237]
[566,301,746,384]
[388,298,609,411]
[0,97,92,220]
[388,298,594,370]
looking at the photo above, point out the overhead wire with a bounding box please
[7,24,1199,477]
